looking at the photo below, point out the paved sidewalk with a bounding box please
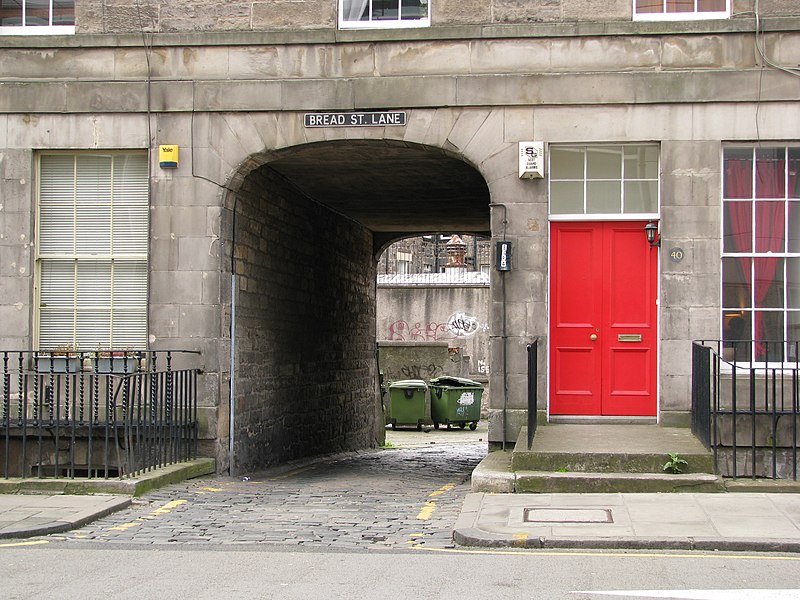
[453,491,800,552]
[0,494,131,539]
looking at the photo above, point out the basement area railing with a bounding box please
[692,340,800,480]
[1,350,200,480]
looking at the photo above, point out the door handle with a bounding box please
[590,334,598,341]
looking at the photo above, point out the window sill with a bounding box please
[0,25,75,36]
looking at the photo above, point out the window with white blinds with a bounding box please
[37,153,149,351]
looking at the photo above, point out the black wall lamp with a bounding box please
[644,221,660,248]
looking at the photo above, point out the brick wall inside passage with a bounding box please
[231,166,381,474]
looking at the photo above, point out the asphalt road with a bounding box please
[2,425,800,599]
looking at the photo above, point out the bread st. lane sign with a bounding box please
[304,111,406,127]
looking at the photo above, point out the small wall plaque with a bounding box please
[668,247,685,263]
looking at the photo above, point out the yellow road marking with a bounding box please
[416,501,437,520]
[0,540,49,548]
[429,484,456,497]
[152,499,187,515]
[109,499,188,531]
[109,522,141,532]
[416,483,457,520]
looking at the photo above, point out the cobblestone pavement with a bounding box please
[48,431,487,550]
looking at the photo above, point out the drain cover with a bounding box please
[523,508,614,524]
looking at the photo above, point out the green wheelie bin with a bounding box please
[386,379,431,430]
[429,376,483,430]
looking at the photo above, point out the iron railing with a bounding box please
[1,350,200,479]
[692,340,800,480]
[526,339,538,449]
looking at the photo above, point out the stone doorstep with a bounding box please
[0,458,216,497]
[512,471,726,494]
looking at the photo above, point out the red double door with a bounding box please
[549,221,658,417]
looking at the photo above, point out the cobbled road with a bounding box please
[50,431,487,550]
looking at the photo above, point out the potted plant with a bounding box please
[91,349,140,374]
[35,344,80,373]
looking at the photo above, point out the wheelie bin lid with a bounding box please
[429,376,482,387]
[388,379,429,389]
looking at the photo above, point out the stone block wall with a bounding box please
[376,284,490,379]
[73,0,800,34]
[0,149,33,350]
[231,166,381,474]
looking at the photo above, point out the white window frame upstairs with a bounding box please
[0,0,75,35]
[633,0,729,21]
[36,152,149,352]
[339,0,430,29]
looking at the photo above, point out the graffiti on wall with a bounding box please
[388,321,448,341]
[446,312,480,338]
[399,363,443,379]
[388,311,485,341]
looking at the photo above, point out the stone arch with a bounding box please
[214,114,507,473]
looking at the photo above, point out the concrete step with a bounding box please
[511,424,715,474]
[470,452,725,493]
[471,424,724,494]
[510,451,715,475]
[514,471,725,493]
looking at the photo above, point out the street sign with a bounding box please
[304,111,406,127]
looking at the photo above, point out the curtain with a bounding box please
[725,152,788,360]
[344,0,370,21]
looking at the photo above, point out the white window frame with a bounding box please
[548,143,661,221]
[338,0,430,30]
[36,151,149,351]
[720,144,800,366]
[0,0,75,35]
[633,0,729,21]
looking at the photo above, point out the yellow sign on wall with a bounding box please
[159,145,179,168]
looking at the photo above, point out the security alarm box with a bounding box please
[518,141,545,179]
[159,145,179,169]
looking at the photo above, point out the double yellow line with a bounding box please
[416,483,456,520]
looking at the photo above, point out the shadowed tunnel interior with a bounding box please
[227,140,491,474]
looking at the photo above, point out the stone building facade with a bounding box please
[1,0,799,472]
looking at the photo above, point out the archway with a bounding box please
[225,140,490,473]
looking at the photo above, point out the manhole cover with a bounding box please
[523,508,614,524]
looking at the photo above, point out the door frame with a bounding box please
[546,217,661,421]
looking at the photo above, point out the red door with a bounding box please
[549,221,658,417]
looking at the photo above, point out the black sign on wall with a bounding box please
[304,112,407,127]
[496,241,513,271]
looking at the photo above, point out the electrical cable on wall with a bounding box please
[754,0,800,79]
[751,1,800,146]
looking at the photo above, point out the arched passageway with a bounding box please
[226,140,490,474]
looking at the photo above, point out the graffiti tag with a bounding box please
[388,320,448,341]
[399,363,443,379]
[447,312,480,338]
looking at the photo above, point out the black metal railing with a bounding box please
[526,339,538,449]
[692,340,800,480]
[1,350,200,480]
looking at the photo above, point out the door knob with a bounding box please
[590,334,598,341]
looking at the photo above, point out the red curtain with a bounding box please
[725,153,787,360]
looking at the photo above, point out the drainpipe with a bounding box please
[489,203,509,450]
[228,197,239,476]
[229,273,236,475]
